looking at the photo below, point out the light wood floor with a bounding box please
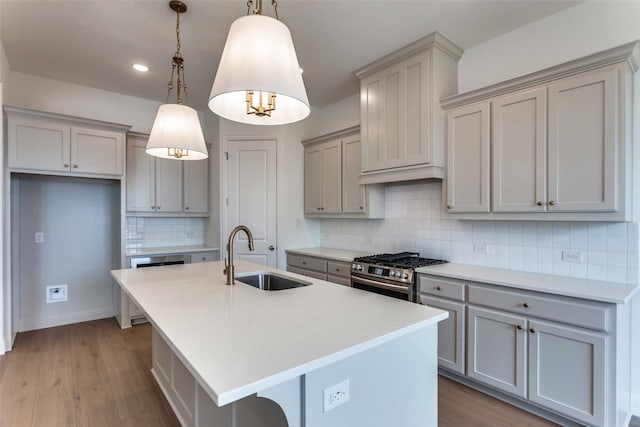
[0,318,559,427]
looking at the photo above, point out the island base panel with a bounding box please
[152,324,439,427]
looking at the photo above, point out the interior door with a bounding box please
[225,139,277,267]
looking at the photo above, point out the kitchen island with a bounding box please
[111,260,447,427]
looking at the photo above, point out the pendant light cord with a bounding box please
[165,4,189,105]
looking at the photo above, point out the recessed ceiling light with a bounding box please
[133,64,149,72]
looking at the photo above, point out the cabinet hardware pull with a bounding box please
[529,328,536,334]
[523,302,529,308]
[317,207,320,211]
[185,206,189,210]
[64,163,69,168]
[446,205,451,209]
[549,200,556,206]
[336,268,340,272]
[302,261,306,265]
[72,164,78,168]
[359,206,363,210]
[157,206,161,210]
[436,286,442,291]
[268,245,275,251]
[517,325,523,330]
[536,201,543,206]
[151,206,155,209]
[201,257,206,261]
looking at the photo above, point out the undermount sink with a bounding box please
[234,272,312,291]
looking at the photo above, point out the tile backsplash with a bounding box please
[125,217,206,249]
[320,182,639,284]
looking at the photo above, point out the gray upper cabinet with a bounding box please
[492,88,547,213]
[442,42,639,221]
[356,32,462,185]
[547,67,618,213]
[303,126,384,219]
[126,133,209,216]
[446,101,490,213]
[6,106,128,178]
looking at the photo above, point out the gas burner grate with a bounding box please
[354,252,447,269]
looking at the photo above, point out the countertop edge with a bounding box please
[285,247,369,263]
[416,264,639,304]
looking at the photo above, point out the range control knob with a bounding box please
[402,273,409,279]
[357,264,363,271]
[389,271,396,277]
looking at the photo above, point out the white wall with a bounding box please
[6,72,161,132]
[458,1,640,93]
[218,118,320,270]
[305,94,359,139]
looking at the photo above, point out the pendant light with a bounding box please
[208,0,310,126]
[147,1,208,160]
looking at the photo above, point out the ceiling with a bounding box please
[1,0,582,110]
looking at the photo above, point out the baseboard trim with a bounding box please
[18,307,115,332]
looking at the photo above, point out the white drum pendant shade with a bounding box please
[208,14,310,125]
[147,104,208,160]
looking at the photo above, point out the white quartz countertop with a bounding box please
[126,245,219,257]
[111,261,447,406]
[416,263,639,304]
[285,247,370,262]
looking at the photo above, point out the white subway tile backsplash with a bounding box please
[125,217,206,249]
[319,181,639,284]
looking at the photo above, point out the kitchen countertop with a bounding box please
[126,245,219,257]
[416,263,639,304]
[285,247,371,262]
[111,260,447,406]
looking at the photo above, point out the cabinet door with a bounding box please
[342,134,366,214]
[183,158,209,214]
[467,306,527,398]
[126,137,156,212]
[321,139,342,213]
[304,145,322,213]
[547,67,619,212]
[155,157,183,213]
[360,51,430,172]
[421,296,465,375]
[528,320,605,426]
[446,102,490,213]
[8,117,70,173]
[71,127,123,176]
[492,88,547,212]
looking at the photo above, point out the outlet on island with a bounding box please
[323,379,350,412]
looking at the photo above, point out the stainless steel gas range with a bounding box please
[351,252,447,302]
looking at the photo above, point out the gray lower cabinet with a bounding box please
[419,273,629,427]
[286,252,352,286]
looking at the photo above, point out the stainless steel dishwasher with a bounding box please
[127,254,191,323]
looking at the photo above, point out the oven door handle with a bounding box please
[351,275,410,294]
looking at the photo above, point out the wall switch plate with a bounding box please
[46,285,68,303]
[473,243,488,254]
[323,379,350,412]
[35,232,44,243]
[562,250,584,263]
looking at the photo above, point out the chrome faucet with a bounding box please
[224,225,254,285]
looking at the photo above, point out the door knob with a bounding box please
[268,245,275,251]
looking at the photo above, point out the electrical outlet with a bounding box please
[185,231,194,239]
[323,379,350,412]
[562,250,584,263]
[46,285,68,303]
[473,243,488,254]
[35,232,44,243]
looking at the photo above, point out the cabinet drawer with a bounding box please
[287,254,327,273]
[419,276,466,302]
[191,251,218,263]
[328,274,351,287]
[327,261,351,278]
[305,270,327,281]
[468,285,609,331]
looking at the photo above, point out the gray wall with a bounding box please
[13,175,118,331]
